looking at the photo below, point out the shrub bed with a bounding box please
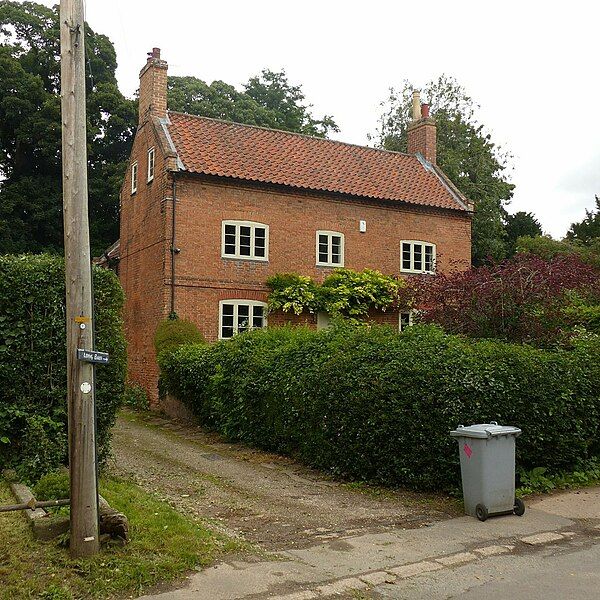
[159,324,600,491]
[0,254,126,481]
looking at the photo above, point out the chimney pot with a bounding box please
[411,90,421,121]
[421,103,430,118]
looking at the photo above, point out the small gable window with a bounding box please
[401,241,436,274]
[147,147,155,182]
[219,300,267,339]
[221,221,269,261]
[316,231,344,267]
[131,162,138,194]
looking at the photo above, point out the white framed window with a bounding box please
[147,147,155,182]
[221,221,269,261]
[316,231,344,267]
[131,162,138,194]
[219,300,267,339]
[400,241,436,273]
[399,311,414,332]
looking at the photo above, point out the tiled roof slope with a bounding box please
[166,112,469,212]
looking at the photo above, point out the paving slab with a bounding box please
[280,508,572,579]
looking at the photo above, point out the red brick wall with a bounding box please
[407,118,437,164]
[170,175,470,343]
[120,167,471,405]
[119,121,171,403]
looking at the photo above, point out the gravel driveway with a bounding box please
[110,412,459,551]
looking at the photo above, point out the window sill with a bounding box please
[221,255,269,263]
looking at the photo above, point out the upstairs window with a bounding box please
[147,147,155,182]
[316,231,344,267]
[401,241,436,274]
[219,300,267,339]
[221,221,269,261]
[131,162,138,194]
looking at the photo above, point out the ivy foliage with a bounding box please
[0,254,126,482]
[159,324,600,491]
[267,268,409,318]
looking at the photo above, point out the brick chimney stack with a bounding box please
[138,47,168,124]
[407,90,437,164]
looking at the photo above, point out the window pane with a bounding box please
[402,243,412,270]
[221,304,235,339]
[413,245,423,271]
[319,234,328,245]
[224,224,236,255]
[425,245,433,271]
[254,228,266,257]
[400,312,411,331]
[252,305,264,329]
[331,236,341,263]
[319,251,329,263]
[237,304,249,331]
[239,226,251,256]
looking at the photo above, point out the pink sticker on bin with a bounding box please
[463,443,473,458]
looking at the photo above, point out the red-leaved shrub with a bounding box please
[414,253,600,345]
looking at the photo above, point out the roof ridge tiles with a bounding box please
[167,110,415,159]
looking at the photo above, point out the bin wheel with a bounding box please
[475,503,488,521]
[514,497,525,516]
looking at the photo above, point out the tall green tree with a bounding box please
[0,1,136,255]
[504,211,542,256]
[566,195,600,245]
[168,69,338,138]
[373,76,514,265]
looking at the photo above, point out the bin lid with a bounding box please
[450,422,521,439]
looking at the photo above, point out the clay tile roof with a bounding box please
[166,112,469,212]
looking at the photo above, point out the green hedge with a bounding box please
[159,324,600,491]
[0,255,126,482]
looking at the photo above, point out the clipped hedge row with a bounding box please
[0,255,126,481]
[159,324,600,491]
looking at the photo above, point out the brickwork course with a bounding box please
[117,48,473,405]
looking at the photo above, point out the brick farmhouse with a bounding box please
[114,48,473,405]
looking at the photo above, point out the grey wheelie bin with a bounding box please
[450,422,525,521]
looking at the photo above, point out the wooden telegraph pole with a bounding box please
[60,0,100,557]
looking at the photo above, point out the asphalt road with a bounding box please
[368,537,600,599]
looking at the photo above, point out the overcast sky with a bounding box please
[49,0,600,236]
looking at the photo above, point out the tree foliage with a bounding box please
[168,69,338,138]
[0,1,136,255]
[504,211,542,256]
[374,75,514,265]
[567,195,600,246]
[517,235,600,269]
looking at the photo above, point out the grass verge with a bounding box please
[0,476,241,599]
